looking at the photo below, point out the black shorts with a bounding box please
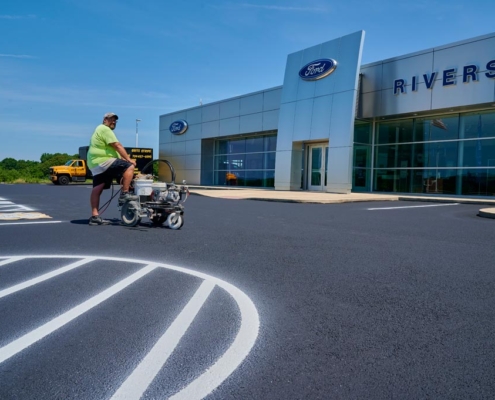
[93,159,133,189]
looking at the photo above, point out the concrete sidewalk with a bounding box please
[187,186,495,218]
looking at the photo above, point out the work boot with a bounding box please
[119,191,139,205]
[89,215,111,225]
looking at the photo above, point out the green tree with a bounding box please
[0,158,18,170]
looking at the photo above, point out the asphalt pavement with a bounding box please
[0,183,494,399]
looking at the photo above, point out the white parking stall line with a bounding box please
[0,263,158,365]
[0,204,33,212]
[111,280,216,400]
[368,203,460,210]
[0,255,260,399]
[0,258,95,300]
[0,257,25,267]
[0,221,63,226]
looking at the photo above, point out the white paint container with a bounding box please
[133,179,153,196]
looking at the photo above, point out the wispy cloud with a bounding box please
[0,14,36,19]
[239,3,328,12]
[0,54,37,59]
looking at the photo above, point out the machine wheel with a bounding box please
[121,200,141,227]
[58,175,70,185]
[52,181,60,185]
[166,213,183,230]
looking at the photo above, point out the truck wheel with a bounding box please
[121,201,141,227]
[52,181,60,185]
[58,175,70,185]
[166,213,183,230]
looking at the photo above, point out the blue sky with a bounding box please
[0,0,492,161]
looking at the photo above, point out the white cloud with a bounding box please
[239,3,328,12]
[0,54,37,59]
[0,14,36,19]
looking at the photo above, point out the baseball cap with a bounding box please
[103,112,119,120]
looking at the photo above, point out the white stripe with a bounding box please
[0,258,95,300]
[0,201,14,205]
[0,221,63,226]
[0,264,157,365]
[111,280,216,400]
[0,257,24,267]
[0,205,33,211]
[368,203,459,210]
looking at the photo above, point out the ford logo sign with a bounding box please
[299,59,337,81]
[169,120,188,135]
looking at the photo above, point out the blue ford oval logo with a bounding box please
[169,120,188,135]
[299,59,337,81]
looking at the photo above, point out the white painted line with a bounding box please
[0,201,14,205]
[0,257,25,267]
[368,203,460,210]
[0,258,95,300]
[0,205,33,211]
[111,280,216,400]
[0,221,63,226]
[0,255,260,399]
[0,263,157,365]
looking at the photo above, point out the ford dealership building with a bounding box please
[159,31,495,196]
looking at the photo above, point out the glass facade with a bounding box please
[214,134,276,187]
[353,110,495,196]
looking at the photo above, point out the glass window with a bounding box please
[460,169,495,196]
[263,170,275,187]
[354,121,371,144]
[245,153,264,169]
[461,138,495,167]
[461,111,495,140]
[264,135,277,151]
[229,138,246,154]
[375,143,413,169]
[425,141,458,168]
[353,145,371,169]
[216,140,228,154]
[377,119,414,144]
[245,137,264,153]
[353,168,370,191]
[414,115,459,141]
[265,152,276,169]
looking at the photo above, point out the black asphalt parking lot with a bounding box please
[0,184,495,399]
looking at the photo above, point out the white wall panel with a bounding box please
[262,109,279,131]
[332,31,365,94]
[314,40,339,98]
[219,117,240,136]
[281,52,302,104]
[310,95,332,141]
[293,99,314,141]
[240,113,262,134]
[382,52,433,88]
[276,102,296,151]
[220,99,240,119]
[360,64,383,93]
[380,82,433,116]
[264,88,282,111]
[431,79,495,109]
[202,104,220,122]
[182,124,201,141]
[329,91,358,147]
[185,154,201,170]
[185,139,201,155]
[202,120,220,138]
[186,108,202,125]
[240,93,263,115]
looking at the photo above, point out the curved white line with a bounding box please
[1,255,260,400]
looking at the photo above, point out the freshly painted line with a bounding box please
[1,255,260,400]
[0,201,14,205]
[368,203,460,210]
[111,280,216,400]
[0,263,157,365]
[0,258,95,300]
[0,205,33,211]
[0,221,63,226]
[0,257,24,267]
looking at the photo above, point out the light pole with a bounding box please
[135,119,141,147]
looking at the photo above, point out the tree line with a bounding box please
[0,153,78,183]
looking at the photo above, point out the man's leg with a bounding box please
[120,164,135,193]
[90,183,105,216]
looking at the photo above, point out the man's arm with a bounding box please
[109,142,137,165]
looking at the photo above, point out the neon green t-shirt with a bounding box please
[87,124,121,169]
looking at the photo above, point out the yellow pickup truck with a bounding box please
[49,146,154,185]
[49,159,91,185]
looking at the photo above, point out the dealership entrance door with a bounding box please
[307,143,328,191]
